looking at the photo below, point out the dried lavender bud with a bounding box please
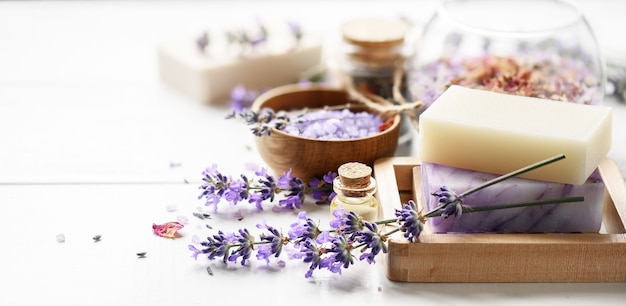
[196,32,209,52]
[92,235,102,242]
[193,212,211,220]
[136,252,147,258]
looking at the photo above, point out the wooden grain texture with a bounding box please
[252,84,401,181]
[373,157,626,283]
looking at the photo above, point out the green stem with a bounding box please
[464,196,584,213]
[352,227,401,249]
[383,227,401,237]
[458,154,565,199]
[424,196,584,218]
[375,218,399,225]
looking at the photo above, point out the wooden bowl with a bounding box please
[251,83,401,181]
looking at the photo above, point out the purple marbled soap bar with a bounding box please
[420,162,605,233]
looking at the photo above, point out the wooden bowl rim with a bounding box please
[251,83,401,143]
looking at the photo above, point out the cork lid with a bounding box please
[338,162,372,188]
[341,17,409,48]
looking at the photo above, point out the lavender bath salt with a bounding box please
[283,109,382,140]
[420,162,605,233]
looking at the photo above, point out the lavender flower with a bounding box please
[228,228,255,265]
[228,107,383,140]
[195,230,233,263]
[197,165,333,211]
[327,235,355,272]
[287,20,302,44]
[431,186,463,219]
[329,207,363,238]
[249,21,267,47]
[189,154,582,279]
[309,171,336,203]
[250,168,277,204]
[356,221,388,264]
[287,211,321,243]
[228,85,268,111]
[256,224,286,263]
[277,169,305,209]
[223,175,248,206]
[195,31,209,52]
[394,200,424,243]
[300,239,326,278]
[226,107,288,137]
[198,164,231,210]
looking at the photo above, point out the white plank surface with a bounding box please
[0,1,624,305]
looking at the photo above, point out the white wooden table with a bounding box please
[0,1,625,305]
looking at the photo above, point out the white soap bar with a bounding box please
[418,85,612,185]
[157,32,322,104]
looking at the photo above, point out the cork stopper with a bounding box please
[341,18,409,48]
[338,162,372,189]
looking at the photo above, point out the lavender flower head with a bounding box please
[276,169,306,209]
[256,223,287,263]
[329,206,363,238]
[228,228,255,265]
[197,165,332,211]
[195,31,209,52]
[287,211,321,243]
[327,235,355,273]
[287,20,302,44]
[431,186,463,219]
[198,164,231,210]
[309,171,336,203]
[192,230,233,263]
[394,200,424,242]
[357,221,388,264]
[228,85,268,111]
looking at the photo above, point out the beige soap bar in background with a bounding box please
[418,85,613,185]
[157,23,322,105]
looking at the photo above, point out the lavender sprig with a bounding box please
[189,208,396,278]
[198,165,336,211]
[191,154,585,279]
[227,106,385,139]
[423,154,567,219]
[395,154,585,240]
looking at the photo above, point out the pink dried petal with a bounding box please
[152,221,184,239]
[56,233,66,243]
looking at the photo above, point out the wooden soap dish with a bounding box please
[374,157,626,283]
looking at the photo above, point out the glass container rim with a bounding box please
[436,0,586,39]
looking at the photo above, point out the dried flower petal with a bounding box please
[165,204,178,212]
[152,221,184,239]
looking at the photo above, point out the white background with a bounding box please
[0,1,624,305]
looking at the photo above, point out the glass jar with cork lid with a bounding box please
[329,17,413,101]
[324,17,416,154]
[329,162,379,222]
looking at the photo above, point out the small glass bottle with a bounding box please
[330,162,379,222]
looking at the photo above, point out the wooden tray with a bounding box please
[373,157,626,283]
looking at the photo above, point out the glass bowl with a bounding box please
[409,0,606,108]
